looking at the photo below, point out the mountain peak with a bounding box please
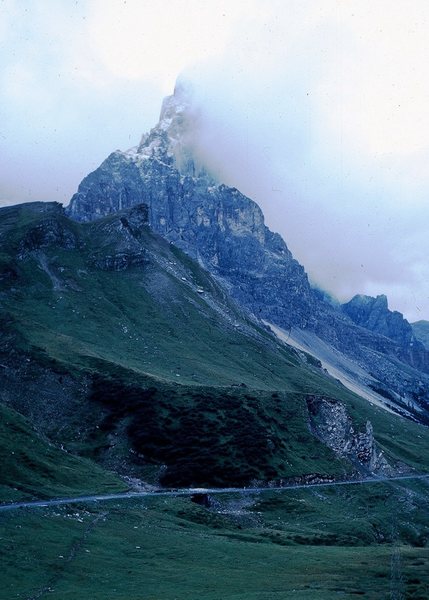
[158,78,194,128]
[350,294,388,309]
[342,292,429,368]
[132,79,198,176]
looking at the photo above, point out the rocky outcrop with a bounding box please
[90,204,148,271]
[343,295,405,341]
[69,148,315,320]
[412,320,429,350]
[66,85,315,328]
[306,395,394,475]
[343,294,429,372]
[19,217,77,255]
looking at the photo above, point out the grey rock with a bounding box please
[412,320,429,350]
[306,395,394,475]
[343,294,429,372]
[90,204,149,271]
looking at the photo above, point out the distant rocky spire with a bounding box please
[135,78,199,176]
[158,77,194,127]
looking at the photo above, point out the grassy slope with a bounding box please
[1,203,429,493]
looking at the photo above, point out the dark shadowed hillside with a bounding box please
[2,201,429,499]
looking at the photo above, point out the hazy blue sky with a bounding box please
[1,1,428,321]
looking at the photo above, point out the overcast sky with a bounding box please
[1,1,428,322]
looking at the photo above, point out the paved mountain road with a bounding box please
[1,473,429,512]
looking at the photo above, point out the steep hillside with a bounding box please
[0,202,324,390]
[2,201,429,496]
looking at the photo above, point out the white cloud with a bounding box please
[87,0,247,91]
[330,1,429,158]
[176,1,429,320]
[2,62,54,109]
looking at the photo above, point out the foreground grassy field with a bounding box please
[2,481,429,599]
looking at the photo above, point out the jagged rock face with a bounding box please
[306,395,393,475]
[343,294,429,372]
[344,294,411,344]
[67,152,144,220]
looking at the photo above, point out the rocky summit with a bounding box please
[66,82,429,422]
[66,82,315,329]
[343,294,429,372]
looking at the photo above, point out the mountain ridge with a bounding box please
[66,85,429,418]
[0,200,355,490]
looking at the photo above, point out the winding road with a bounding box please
[1,473,429,512]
